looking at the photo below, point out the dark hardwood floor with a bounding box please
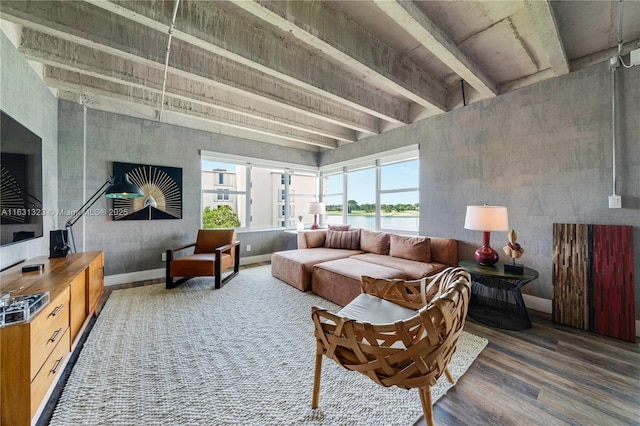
[420,311,640,426]
[100,263,639,425]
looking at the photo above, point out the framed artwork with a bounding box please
[112,162,182,221]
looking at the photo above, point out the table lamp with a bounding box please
[464,205,509,266]
[307,202,325,230]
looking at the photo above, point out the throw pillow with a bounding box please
[360,229,390,255]
[328,225,351,231]
[389,234,431,263]
[324,229,361,250]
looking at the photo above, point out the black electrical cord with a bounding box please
[461,80,467,106]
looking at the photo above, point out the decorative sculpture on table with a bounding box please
[503,229,524,274]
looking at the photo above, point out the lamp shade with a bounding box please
[464,205,509,231]
[307,202,325,215]
[105,173,144,199]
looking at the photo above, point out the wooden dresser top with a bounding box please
[1,251,103,299]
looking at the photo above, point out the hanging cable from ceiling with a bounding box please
[159,0,181,123]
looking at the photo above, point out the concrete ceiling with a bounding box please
[1,0,639,152]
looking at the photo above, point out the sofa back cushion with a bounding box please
[325,229,361,250]
[429,237,458,266]
[360,230,390,255]
[328,225,351,231]
[389,234,431,263]
[297,230,327,248]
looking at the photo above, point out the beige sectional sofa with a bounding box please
[271,228,458,306]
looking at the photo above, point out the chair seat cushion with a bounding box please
[170,253,233,277]
[337,293,417,324]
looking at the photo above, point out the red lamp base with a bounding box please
[474,245,499,266]
[310,215,319,229]
[474,231,499,266]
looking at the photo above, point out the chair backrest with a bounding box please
[194,229,236,254]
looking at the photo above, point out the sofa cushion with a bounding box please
[297,230,327,248]
[350,253,446,280]
[271,248,363,291]
[360,230,389,255]
[311,258,405,306]
[328,225,351,231]
[325,229,361,249]
[389,234,431,262]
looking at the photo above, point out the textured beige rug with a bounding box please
[50,265,487,426]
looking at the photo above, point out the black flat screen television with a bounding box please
[1,110,43,246]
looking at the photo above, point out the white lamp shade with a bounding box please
[307,202,325,215]
[464,205,509,231]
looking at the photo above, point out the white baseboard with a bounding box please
[522,293,552,314]
[522,294,640,338]
[104,254,272,286]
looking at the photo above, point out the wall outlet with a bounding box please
[630,48,640,66]
[161,252,167,262]
[246,244,251,252]
[608,195,622,209]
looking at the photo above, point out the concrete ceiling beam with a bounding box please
[372,0,498,98]
[18,29,355,143]
[229,0,447,113]
[86,0,409,124]
[2,6,380,136]
[46,67,338,149]
[524,0,569,76]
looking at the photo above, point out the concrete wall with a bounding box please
[57,101,314,276]
[323,61,640,319]
[0,31,58,270]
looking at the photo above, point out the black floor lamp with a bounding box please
[61,173,144,254]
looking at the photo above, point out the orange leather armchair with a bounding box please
[166,229,240,289]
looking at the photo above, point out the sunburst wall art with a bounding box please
[111,162,182,221]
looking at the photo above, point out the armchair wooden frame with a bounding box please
[311,267,471,426]
[165,239,240,290]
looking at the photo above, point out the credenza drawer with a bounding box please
[30,288,70,381]
[30,327,70,418]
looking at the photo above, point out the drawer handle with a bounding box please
[49,304,64,317]
[50,357,64,374]
[49,328,63,342]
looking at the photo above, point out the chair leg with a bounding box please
[419,386,435,426]
[311,352,323,408]
[444,366,455,384]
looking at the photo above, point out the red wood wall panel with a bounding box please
[553,223,636,343]
[592,225,636,342]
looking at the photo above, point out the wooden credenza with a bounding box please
[0,251,104,426]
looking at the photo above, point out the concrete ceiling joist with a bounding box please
[524,0,569,76]
[372,0,498,99]
[47,68,338,149]
[86,0,410,124]
[18,28,355,144]
[0,6,382,137]
[229,0,447,113]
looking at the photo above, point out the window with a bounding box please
[201,155,319,230]
[321,147,418,232]
[201,147,416,231]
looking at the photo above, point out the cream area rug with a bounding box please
[50,265,487,426]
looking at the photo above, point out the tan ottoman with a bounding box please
[311,258,406,306]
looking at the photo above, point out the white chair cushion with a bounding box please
[337,293,417,324]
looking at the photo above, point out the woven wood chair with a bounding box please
[166,229,240,289]
[311,267,472,426]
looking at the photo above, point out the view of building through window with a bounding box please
[202,160,317,229]
[201,150,418,232]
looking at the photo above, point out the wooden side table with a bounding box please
[459,260,539,330]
